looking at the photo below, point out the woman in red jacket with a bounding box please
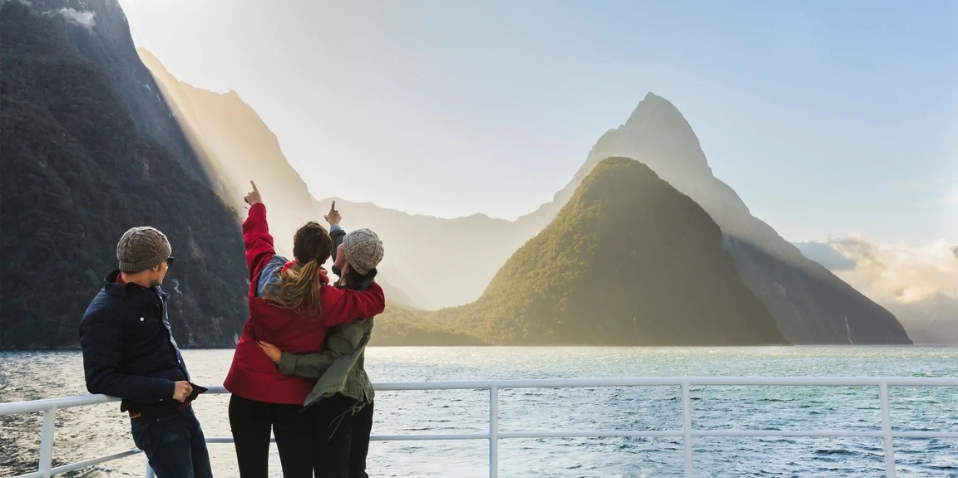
[224,182,385,478]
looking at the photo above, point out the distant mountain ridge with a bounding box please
[514,93,909,344]
[888,295,958,345]
[795,239,956,345]
[139,50,423,309]
[140,53,909,343]
[2,0,912,347]
[138,50,318,241]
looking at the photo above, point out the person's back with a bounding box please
[224,187,385,404]
[224,182,386,478]
[79,227,211,478]
[226,292,335,403]
[258,203,384,478]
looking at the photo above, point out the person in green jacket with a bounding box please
[257,202,384,478]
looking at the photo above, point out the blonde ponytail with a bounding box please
[264,221,331,317]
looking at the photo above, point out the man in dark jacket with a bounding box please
[79,227,212,478]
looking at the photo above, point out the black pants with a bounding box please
[313,394,374,478]
[229,394,314,478]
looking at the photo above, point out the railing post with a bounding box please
[879,383,897,478]
[38,406,57,478]
[490,385,499,478]
[681,382,693,478]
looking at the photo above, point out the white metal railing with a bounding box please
[2,376,956,478]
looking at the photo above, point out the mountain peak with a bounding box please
[624,92,689,131]
[636,91,666,104]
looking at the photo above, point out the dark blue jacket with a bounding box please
[79,271,192,415]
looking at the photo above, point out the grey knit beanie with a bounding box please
[117,227,172,273]
[342,228,384,276]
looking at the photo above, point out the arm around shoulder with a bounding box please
[276,320,371,378]
[320,282,385,328]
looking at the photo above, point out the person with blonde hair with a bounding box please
[224,183,386,478]
[259,202,384,478]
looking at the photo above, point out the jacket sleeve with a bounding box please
[329,225,346,277]
[330,225,346,260]
[276,322,368,378]
[244,203,275,282]
[79,305,175,402]
[320,282,385,328]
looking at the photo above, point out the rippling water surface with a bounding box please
[1,347,956,477]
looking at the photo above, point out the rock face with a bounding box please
[1,1,249,349]
[428,157,786,346]
[20,0,211,181]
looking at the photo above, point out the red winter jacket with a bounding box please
[224,203,385,404]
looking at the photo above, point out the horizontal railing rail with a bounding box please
[2,377,956,478]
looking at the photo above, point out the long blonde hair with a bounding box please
[265,222,331,317]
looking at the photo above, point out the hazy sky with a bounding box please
[118,0,957,246]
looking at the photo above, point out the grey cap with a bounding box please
[117,227,172,273]
[342,228,384,276]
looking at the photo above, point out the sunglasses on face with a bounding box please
[166,257,174,267]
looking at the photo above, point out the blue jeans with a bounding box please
[130,407,214,478]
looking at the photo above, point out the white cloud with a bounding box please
[809,236,958,304]
[57,8,95,29]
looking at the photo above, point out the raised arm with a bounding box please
[243,181,275,281]
[325,201,346,275]
[330,227,346,262]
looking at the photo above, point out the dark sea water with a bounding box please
[1,346,956,477]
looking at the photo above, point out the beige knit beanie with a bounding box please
[342,229,384,276]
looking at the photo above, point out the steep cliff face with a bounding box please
[21,0,212,182]
[1,1,249,349]
[139,50,422,309]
